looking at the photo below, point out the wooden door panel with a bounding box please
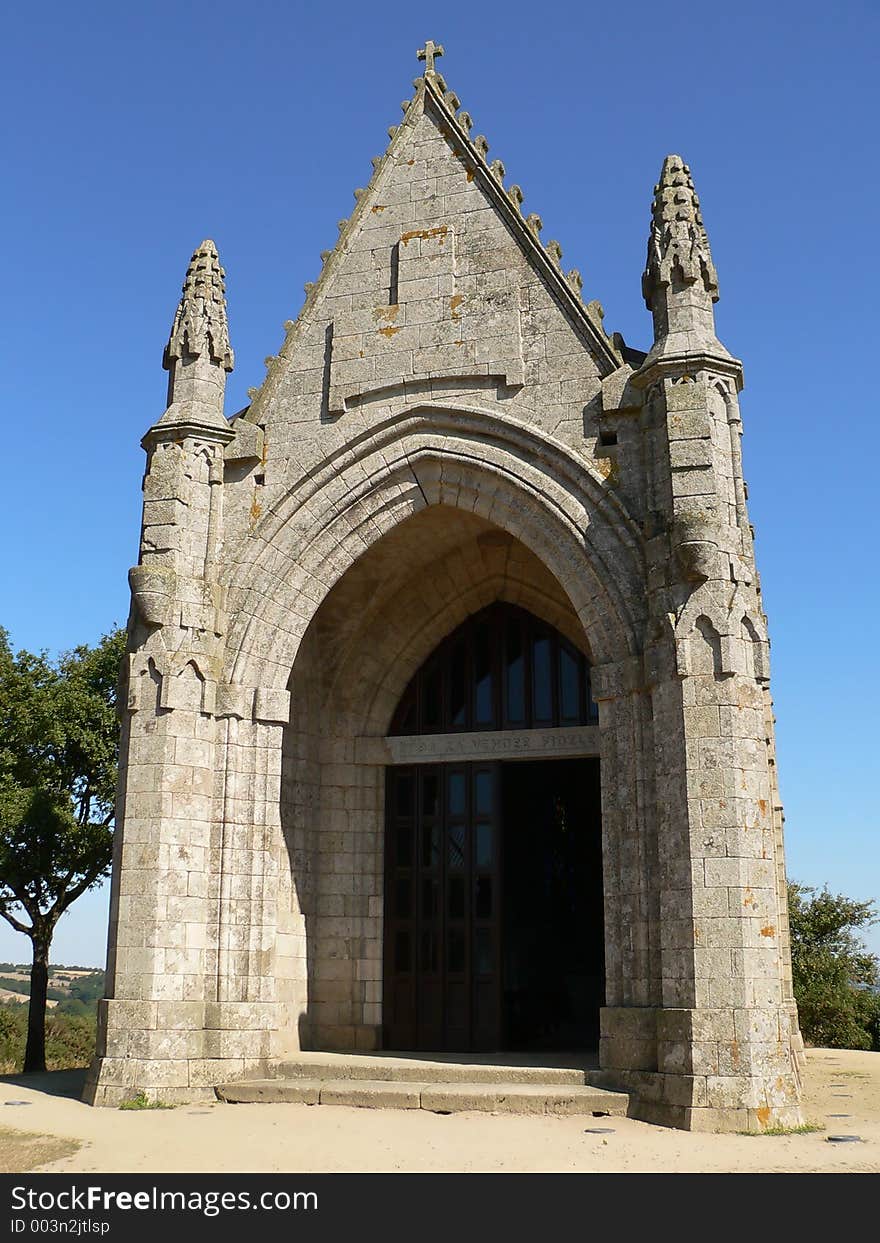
[384,763,501,1052]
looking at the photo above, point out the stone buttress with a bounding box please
[87,48,803,1129]
[85,243,287,1102]
[598,157,802,1128]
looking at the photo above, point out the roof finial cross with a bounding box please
[417,40,444,75]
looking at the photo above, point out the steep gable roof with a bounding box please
[247,51,624,418]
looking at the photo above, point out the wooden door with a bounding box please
[383,763,501,1051]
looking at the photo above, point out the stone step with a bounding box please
[216,1077,629,1116]
[268,1052,598,1086]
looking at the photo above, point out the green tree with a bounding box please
[788,881,880,1051]
[0,626,125,1071]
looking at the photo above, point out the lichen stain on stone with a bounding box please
[371,205,387,214]
[250,496,262,521]
[378,326,401,338]
[760,925,775,938]
[450,293,464,321]
[758,798,767,816]
[755,1106,771,1128]
[373,305,400,323]
[401,225,448,247]
[595,457,620,486]
[742,887,757,909]
[452,149,475,183]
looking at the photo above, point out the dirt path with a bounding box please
[1,1048,877,1174]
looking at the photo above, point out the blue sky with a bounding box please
[1,1,878,965]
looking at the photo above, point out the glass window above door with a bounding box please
[389,602,598,735]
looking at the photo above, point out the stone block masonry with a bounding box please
[86,47,803,1131]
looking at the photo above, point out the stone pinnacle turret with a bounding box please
[150,240,235,442]
[164,239,234,374]
[639,156,734,370]
[642,156,718,309]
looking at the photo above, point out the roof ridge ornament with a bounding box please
[416,55,620,367]
[473,135,490,159]
[247,41,625,412]
[411,52,614,345]
[417,40,444,75]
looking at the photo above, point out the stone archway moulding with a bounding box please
[223,403,647,695]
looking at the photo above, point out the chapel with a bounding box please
[86,43,804,1130]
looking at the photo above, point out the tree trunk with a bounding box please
[24,927,52,1073]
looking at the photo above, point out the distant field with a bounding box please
[0,970,97,983]
[0,965,102,977]
[0,967,105,1073]
[0,968,104,1014]
[0,989,57,1008]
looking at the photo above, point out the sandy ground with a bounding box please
[0,1048,877,1174]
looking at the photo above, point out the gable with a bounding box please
[247,75,623,430]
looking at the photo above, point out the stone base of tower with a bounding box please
[82,999,283,1107]
[85,1002,803,1128]
[598,1006,803,1132]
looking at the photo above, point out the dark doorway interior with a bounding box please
[382,757,604,1054]
[501,758,604,1050]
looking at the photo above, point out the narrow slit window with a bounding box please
[389,241,400,305]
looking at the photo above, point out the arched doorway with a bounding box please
[273,502,621,1059]
[383,602,605,1053]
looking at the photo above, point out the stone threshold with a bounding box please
[215,1049,626,1115]
[216,1077,628,1116]
[272,1050,601,1085]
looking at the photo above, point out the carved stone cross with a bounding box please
[417,40,444,74]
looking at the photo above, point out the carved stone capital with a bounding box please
[128,564,177,627]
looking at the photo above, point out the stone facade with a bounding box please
[86,46,804,1130]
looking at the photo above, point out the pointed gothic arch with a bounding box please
[91,52,804,1129]
[272,501,616,1053]
[222,403,646,698]
[389,601,598,736]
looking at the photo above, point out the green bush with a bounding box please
[44,1011,96,1067]
[789,882,880,1051]
[0,1001,96,1073]
[67,974,104,1007]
